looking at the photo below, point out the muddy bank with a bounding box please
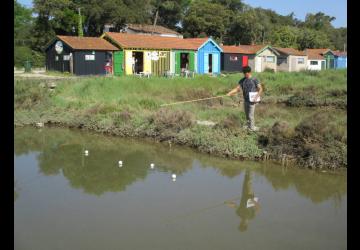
[14,114,346,170]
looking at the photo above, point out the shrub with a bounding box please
[302,69,320,76]
[328,89,347,97]
[14,46,32,68]
[14,46,45,68]
[277,84,294,95]
[112,109,132,126]
[263,68,275,73]
[295,111,346,143]
[217,113,242,129]
[14,79,49,109]
[139,99,159,110]
[150,108,194,132]
[286,93,317,107]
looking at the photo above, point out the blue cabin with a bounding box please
[334,51,347,69]
[185,38,222,74]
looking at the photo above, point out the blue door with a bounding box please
[212,53,219,73]
[204,53,209,73]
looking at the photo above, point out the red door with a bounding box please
[242,56,248,67]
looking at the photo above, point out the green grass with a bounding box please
[14,69,347,169]
[44,70,75,77]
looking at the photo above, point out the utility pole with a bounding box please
[78,7,84,37]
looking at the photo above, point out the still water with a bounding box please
[14,127,347,250]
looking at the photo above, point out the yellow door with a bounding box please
[144,51,152,73]
[125,50,133,75]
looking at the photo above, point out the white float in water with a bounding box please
[119,161,123,165]
[84,150,89,155]
[172,174,176,179]
[150,163,155,169]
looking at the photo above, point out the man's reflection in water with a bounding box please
[225,169,260,232]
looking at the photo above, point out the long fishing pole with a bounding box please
[160,95,228,107]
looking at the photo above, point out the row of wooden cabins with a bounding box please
[45,33,347,76]
[221,46,347,72]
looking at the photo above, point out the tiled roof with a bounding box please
[126,23,181,35]
[56,35,118,51]
[332,50,347,57]
[104,32,197,50]
[184,38,209,48]
[237,45,266,54]
[274,47,306,56]
[220,45,240,53]
[221,44,267,54]
[305,48,329,60]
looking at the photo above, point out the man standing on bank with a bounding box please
[227,66,263,131]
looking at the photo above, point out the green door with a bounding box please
[175,51,181,74]
[321,61,325,70]
[189,52,195,71]
[330,58,335,69]
[114,51,124,76]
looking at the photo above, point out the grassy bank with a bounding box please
[14,69,347,169]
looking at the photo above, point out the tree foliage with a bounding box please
[182,0,231,39]
[269,26,299,48]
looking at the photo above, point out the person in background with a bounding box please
[131,55,136,74]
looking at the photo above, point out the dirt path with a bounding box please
[14,71,76,80]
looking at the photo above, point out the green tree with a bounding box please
[269,26,298,48]
[14,0,45,67]
[304,12,336,32]
[297,28,331,50]
[210,0,244,12]
[14,0,33,46]
[31,0,78,51]
[151,0,190,29]
[182,0,231,40]
[224,10,263,45]
[329,27,347,51]
[78,0,152,36]
[77,7,83,36]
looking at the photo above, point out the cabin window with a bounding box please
[85,54,95,61]
[230,55,238,61]
[277,57,287,65]
[266,56,275,62]
[297,58,305,64]
[63,55,70,61]
[310,61,318,65]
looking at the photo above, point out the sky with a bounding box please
[243,0,347,28]
[18,0,347,28]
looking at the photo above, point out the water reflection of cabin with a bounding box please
[101,32,198,76]
[45,35,118,75]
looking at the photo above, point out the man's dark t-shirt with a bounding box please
[238,77,260,103]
